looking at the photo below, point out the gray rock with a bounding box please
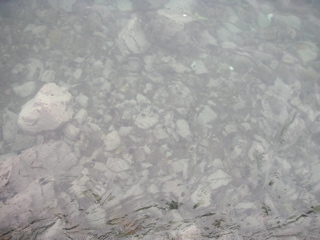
[197,106,217,125]
[74,109,88,124]
[62,123,80,141]
[297,41,318,65]
[2,110,35,152]
[191,59,209,75]
[75,93,89,108]
[11,133,35,152]
[257,13,272,28]
[47,0,76,12]
[116,0,132,11]
[274,14,301,30]
[117,16,150,55]
[40,69,55,82]
[0,141,78,237]
[2,111,19,144]
[13,81,37,98]
[144,7,199,56]
[0,1,19,18]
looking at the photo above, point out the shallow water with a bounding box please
[0,0,320,239]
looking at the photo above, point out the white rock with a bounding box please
[197,106,217,125]
[207,169,232,190]
[134,107,159,130]
[171,158,188,177]
[191,185,211,208]
[102,131,121,151]
[75,94,89,108]
[73,68,82,80]
[37,219,65,239]
[89,123,101,132]
[176,119,191,139]
[192,59,209,75]
[136,93,150,104]
[85,205,106,228]
[74,109,87,124]
[177,225,201,240]
[153,125,169,140]
[105,157,130,173]
[161,179,186,200]
[13,81,37,98]
[18,83,73,134]
[118,126,132,136]
[117,16,150,55]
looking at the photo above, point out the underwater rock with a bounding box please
[296,41,318,65]
[176,119,192,140]
[13,81,37,98]
[0,141,78,237]
[134,107,159,130]
[257,13,273,28]
[117,16,150,55]
[102,130,121,151]
[62,123,80,141]
[18,83,73,134]
[143,8,201,56]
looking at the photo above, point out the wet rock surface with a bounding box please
[18,83,73,134]
[0,0,320,239]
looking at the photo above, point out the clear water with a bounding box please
[0,0,320,239]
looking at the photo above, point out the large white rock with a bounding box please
[18,83,73,134]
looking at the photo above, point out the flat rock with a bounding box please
[0,141,78,235]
